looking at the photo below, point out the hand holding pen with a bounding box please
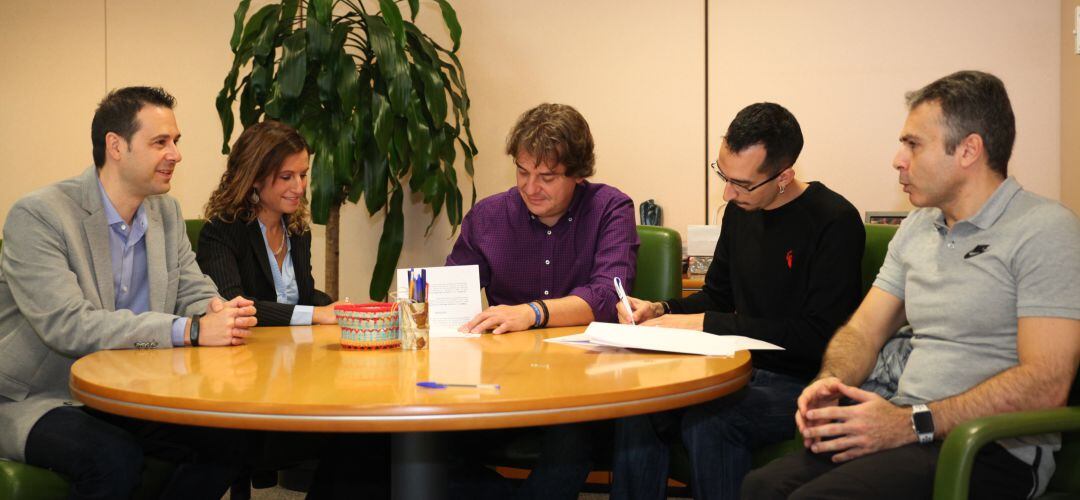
[613,277,636,325]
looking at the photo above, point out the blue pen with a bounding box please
[417,381,500,390]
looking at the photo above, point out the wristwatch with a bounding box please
[189,313,204,347]
[911,404,935,444]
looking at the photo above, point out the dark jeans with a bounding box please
[449,421,611,500]
[24,405,251,500]
[612,368,806,500]
[741,442,1035,500]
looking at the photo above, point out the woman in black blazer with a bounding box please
[198,120,338,326]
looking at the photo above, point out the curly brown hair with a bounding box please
[203,121,312,234]
[505,103,595,178]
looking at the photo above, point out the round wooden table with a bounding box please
[70,325,751,498]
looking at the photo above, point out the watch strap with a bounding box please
[189,313,204,347]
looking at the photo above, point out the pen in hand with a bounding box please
[614,277,635,325]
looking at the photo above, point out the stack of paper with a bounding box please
[545,322,783,356]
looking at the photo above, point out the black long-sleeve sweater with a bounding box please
[670,182,865,380]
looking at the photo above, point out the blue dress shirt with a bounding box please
[98,181,188,346]
[257,219,313,325]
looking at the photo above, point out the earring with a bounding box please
[249,189,260,204]
[778,184,786,195]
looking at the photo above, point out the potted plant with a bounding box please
[216,0,477,300]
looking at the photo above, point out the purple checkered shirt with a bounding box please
[446,181,639,323]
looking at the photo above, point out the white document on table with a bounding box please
[396,265,483,338]
[545,322,783,356]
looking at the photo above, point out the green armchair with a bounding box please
[185,218,205,253]
[0,219,208,499]
[745,223,900,470]
[933,373,1080,500]
[634,225,683,302]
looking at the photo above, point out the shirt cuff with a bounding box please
[291,305,314,326]
[171,317,189,347]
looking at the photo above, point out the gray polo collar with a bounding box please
[933,176,1021,231]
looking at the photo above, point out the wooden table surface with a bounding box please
[70,325,751,433]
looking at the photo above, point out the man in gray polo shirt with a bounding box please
[742,71,1080,499]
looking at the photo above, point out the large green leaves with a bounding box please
[371,188,405,300]
[216,0,476,299]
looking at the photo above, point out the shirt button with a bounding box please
[543,290,550,296]
[120,224,127,231]
[568,217,573,222]
[546,230,552,235]
[545,259,551,265]
[122,285,128,292]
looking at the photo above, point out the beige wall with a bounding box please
[0,1,1068,301]
[707,0,1061,219]
[1064,0,1080,214]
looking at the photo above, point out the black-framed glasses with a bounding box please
[710,161,784,193]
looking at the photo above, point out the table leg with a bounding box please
[391,431,447,500]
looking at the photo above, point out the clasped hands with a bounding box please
[796,376,917,462]
[195,296,258,346]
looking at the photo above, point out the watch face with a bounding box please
[913,410,934,433]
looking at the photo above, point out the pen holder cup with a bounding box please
[398,301,429,350]
[335,303,401,350]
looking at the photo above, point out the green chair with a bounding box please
[744,223,900,470]
[0,221,210,499]
[0,456,175,500]
[483,226,685,476]
[933,372,1080,500]
[185,218,206,253]
[633,225,683,302]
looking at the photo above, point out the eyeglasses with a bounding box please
[710,161,784,193]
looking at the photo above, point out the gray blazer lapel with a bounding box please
[83,213,114,309]
[145,203,167,313]
[78,167,114,309]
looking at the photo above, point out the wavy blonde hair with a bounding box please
[204,120,311,235]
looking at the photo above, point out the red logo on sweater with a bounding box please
[786,250,793,269]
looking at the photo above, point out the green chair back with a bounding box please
[1045,371,1080,495]
[861,223,899,296]
[185,219,205,253]
[634,226,682,302]
[744,223,901,473]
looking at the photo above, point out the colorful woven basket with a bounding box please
[335,303,400,350]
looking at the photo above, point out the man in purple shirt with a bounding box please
[445,103,638,499]
[447,103,639,334]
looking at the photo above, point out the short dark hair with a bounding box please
[505,103,595,178]
[91,86,176,168]
[723,102,804,176]
[905,70,1014,177]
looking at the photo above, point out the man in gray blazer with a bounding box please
[0,87,258,499]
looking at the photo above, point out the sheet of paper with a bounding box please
[396,265,483,335]
[430,327,480,339]
[583,322,783,356]
[543,332,619,350]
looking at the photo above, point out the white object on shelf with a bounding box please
[688,224,723,256]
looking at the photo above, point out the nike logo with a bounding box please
[964,244,989,259]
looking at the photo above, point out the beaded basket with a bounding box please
[335,303,400,350]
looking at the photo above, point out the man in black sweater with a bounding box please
[611,102,865,499]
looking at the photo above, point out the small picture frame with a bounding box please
[865,211,909,225]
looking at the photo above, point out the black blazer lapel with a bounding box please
[246,221,276,288]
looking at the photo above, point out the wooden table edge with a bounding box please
[70,367,750,432]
